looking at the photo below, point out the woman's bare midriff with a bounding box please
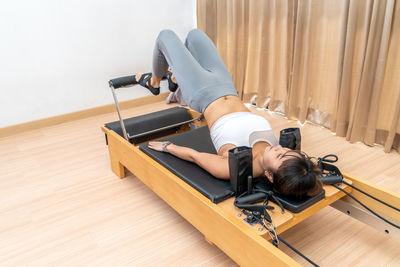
[203,95,250,129]
[203,95,269,177]
[203,95,251,157]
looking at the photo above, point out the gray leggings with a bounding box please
[152,29,238,113]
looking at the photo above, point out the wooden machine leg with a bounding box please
[111,158,125,178]
[104,130,126,179]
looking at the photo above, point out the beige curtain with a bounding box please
[197,0,400,153]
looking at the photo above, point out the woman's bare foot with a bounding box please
[166,69,178,92]
[171,74,177,83]
[135,73,161,88]
[168,69,177,83]
[134,72,161,95]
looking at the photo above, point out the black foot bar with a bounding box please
[109,75,202,141]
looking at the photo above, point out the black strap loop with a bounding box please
[318,154,338,163]
[234,199,273,223]
[234,188,288,223]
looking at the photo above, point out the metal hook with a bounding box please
[262,220,279,247]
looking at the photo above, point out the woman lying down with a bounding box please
[133,29,322,199]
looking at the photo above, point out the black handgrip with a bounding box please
[235,192,267,205]
[320,175,343,185]
[109,75,137,89]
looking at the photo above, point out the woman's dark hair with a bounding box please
[268,151,323,199]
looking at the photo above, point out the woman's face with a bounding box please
[262,145,297,172]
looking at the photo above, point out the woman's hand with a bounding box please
[148,141,164,152]
[148,141,171,152]
[148,141,229,179]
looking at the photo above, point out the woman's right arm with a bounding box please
[148,141,230,180]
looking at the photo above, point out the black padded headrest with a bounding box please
[253,179,325,213]
[140,126,235,203]
[105,107,191,144]
[274,190,325,213]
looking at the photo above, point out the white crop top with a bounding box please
[210,112,279,152]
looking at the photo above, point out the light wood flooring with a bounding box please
[1,101,400,266]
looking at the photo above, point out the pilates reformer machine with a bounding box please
[102,76,400,266]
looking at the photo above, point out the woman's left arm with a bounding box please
[148,141,230,179]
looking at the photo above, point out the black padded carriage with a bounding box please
[140,126,235,203]
[105,107,325,211]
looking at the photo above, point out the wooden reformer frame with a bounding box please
[104,74,400,266]
[101,107,400,266]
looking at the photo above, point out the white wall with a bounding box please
[0,0,197,127]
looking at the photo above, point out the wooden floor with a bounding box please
[1,100,400,266]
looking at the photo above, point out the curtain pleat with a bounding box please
[197,0,400,153]
[344,0,395,144]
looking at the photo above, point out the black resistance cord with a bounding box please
[276,235,319,267]
[332,184,400,229]
[283,180,400,266]
[268,154,400,266]
[318,154,400,229]
[342,180,400,213]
